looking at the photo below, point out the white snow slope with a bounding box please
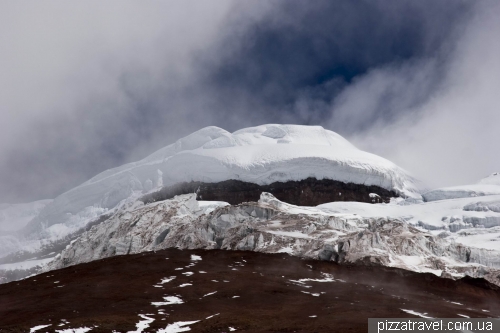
[423,173,500,202]
[479,172,500,186]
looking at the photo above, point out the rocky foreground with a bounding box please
[1,249,499,333]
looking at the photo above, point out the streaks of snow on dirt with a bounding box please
[55,327,93,333]
[206,313,220,319]
[203,291,217,297]
[57,319,69,326]
[401,309,433,319]
[127,314,154,333]
[152,296,184,306]
[159,277,176,284]
[289,273,335,285]
[157,320,200,333]
[301,291,320,297]
[30,324,51,332]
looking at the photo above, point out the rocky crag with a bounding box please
[140,178,394,206]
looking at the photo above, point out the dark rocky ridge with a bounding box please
[140,177,396,206]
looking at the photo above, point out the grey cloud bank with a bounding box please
[0,1,238,202]
[343,1,500,188]
[0,0,498,204]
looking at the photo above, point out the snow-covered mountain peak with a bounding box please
[82,124,382,188]
[228,124,356,148]
[33,124,422,226]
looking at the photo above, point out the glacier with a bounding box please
[46,193,500,286]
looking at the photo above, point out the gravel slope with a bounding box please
[1,248,499,332]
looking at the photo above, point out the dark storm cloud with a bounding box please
[198,0,472,128]
[0,0,487,204]
[345,1,500,188]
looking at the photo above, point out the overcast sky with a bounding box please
[1,0,499,203]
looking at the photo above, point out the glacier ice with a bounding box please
[46,193,500,286]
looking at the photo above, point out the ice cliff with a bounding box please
[47,193,500,286]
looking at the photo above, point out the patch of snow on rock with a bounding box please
[152,296,183,306]
[203,291,217,297]
[30,324,52,332]
[55,328,93,333]
[400,309,433,319]
[127,314,155,333]
[157,320,200,333]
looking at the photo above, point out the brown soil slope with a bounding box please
[0,249,499,332]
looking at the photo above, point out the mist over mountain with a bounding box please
[2,1,499,204]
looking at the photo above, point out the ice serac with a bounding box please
[26,124,421,232]
[46,195,215,269]
[423,173,500,202]
[318,195,500,252]
[46,193,500,286]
